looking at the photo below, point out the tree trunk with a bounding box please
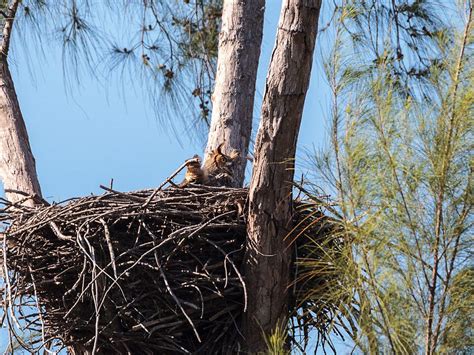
[203,0,265,187]
[243,0,321,351]
[0,0,42,206]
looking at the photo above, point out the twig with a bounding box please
[142,158,200,208]
[49,222,74,241]
[144,221,202,342]
[100,218,118,279]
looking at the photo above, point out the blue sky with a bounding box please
[1,1,353,353]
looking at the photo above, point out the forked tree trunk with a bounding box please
[244,0,322,351]
[203,0,265,187]
[0,0,42,206]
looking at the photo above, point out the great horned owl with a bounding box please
[179,155,205,187]
[203,143,240,186]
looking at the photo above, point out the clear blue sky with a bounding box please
[1,1,353,353]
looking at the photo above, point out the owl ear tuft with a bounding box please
[229,149,240,160]
[216,143,225,155]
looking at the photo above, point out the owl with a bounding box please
[203,143,240,186]
[179,155,205,187]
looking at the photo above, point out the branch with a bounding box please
[142,157,200,208]
[0,0,21,59]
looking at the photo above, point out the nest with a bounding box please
[0,185,342,354]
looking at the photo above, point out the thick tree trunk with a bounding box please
[203,0,265,187]
[243,0,321,351]
[0,1,42,206]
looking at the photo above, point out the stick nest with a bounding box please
[1,186,341,354]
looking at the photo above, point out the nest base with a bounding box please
[1,185,339,353]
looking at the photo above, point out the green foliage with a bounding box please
[438,267,474,354]
[340,0,447,97]
[306,0,473,353]
[265,320,289,355]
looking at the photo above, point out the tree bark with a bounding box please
[203,0,265,187]
[243,0,321,351]
[0,0,42,206]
